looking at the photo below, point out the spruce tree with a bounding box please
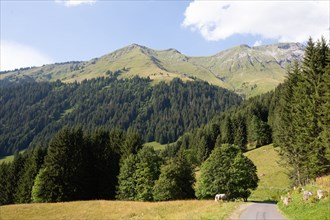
[15,146,45,203]
[121,128,143,159]
[89,128,120,199]
[275,37,330,185]
[116,154,138,200]
[233,113,247,151]
[134,146,162,201]
[221,116,234,144]
[0,163,11,205]
[31,126,87,202]
[9,152,26,204]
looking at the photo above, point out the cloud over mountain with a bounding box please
[182,1,329,42]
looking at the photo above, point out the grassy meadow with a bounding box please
[0,150,25,164]
[143,141,169,151]
[0,200,240,220]
[244,144,290,201]
[0,154,15,164]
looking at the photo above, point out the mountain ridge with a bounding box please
[0,42,305,97]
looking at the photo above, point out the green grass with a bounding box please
[143,141,169,151]
[0,154,15,164]
[244,144,290,201]
[0,150,26,164]
[0,200,240,220]
[277,175,330,220]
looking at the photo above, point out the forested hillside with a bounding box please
[0,76,242,156]
[164,37,330,185]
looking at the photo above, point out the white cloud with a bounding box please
[0,40,53,71]
[253,40,262,47]
[182,1,329,42]
[55,0,96,7]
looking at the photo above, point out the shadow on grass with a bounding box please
[248,200,278,204]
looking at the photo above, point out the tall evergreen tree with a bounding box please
[0,162,12,205]
[116,154,138,200]
[134,146,162,201]
[9,152,27,204]
[31,126,87,202]
[274,37,330,185]
[15,146,45,203]
[233,113,247,151]
[88,128,121,199]
[121,129,143,159]
[221,116,234,144]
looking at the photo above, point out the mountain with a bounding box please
[0,43,304,97]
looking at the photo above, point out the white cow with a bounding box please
[317,190,328,199]
[303,191,312,201]
[215,194,227,201]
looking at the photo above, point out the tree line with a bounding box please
[0,126,258,205]
[0,77,242,157]
[272,37,330,185]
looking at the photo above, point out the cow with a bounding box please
[303,191,313,201]
[215,194,227,201]
[282,196,292,206]
[317,190,328,199]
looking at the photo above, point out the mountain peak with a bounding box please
[127,43,148,50]
[238,44,251,49]
[165,48,182,54]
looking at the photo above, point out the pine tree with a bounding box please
[121,129,143,159]
[0,162,11,205]
[275,38,330,185]
[134,146,162,201]
[9,152,26,204]
[116,154,138,200]
[221,116,234,144]
[89,128,120,199]
[31,126,87,202]
[15,146,45,203]
[233,113,247,151]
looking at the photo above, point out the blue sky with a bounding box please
[1,0,329,71]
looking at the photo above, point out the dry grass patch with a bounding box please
[0,200,240,220]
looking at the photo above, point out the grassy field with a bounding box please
[0,154,15,164]
[244,144,290,201]
[277,175,330,220]
[0,200,240,220]
[0,150,25,164]
[143,141,169,151]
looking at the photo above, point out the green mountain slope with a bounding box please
[0,77,242,156]
[0,43,304,97]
